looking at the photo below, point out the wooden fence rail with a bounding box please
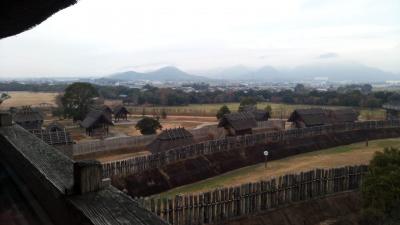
[102,120,400,178]
[136,165,368,225]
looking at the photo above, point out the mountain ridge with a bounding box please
[107,66,210,81]
[104,63,399,82]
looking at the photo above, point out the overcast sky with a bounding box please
[0,0,399,77]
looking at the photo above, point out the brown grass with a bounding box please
[87,151,150,163]
[0,91,59,109]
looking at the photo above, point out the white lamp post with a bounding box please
[263,150,269,169]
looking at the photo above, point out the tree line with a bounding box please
[61,84,400,108]
[2,81,400,108]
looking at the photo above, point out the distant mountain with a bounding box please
[105,63,399,83]
[205,62,399,82]
[107,71,146,81]
[201,65,253,79]
[288,62,399,82]
[106,66,209,81]
[247,66,282,81]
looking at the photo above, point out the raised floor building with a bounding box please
[218,112,257,136]
[147,127,194,154]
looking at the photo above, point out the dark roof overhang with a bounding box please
[0,0,77,39]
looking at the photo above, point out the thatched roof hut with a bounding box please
[383,101,400,120]
[91,105,113,121]
[93,105,113,114]
[287,108,328,128]
[147,127,194,154]
[13,106,44,130]
[252,110,270,121]
[113,105,130,121]
[218,112,257,136]
[81,109,113,136]
[46,121,66,132]
[289,108,359,128]
[328,109,359,124]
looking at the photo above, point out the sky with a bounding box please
[0,0,399,77]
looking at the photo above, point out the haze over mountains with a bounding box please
[108,66,209,82]
[105,62,400,82]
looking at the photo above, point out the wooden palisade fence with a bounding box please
[136,165,368,225]
[102,120,400,178]
[73,120,281,156]
[73,135,157,155]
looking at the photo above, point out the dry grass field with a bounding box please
[157,138,400,198]
[0,92,385,142]
[0,91,59,109]
[108,115,217,137]
[127,103,385,120]
[0,91,385,121]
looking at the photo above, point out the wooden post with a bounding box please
[0,112,12,127]
[73,160,102,194]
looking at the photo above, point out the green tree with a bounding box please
[265,104,272,114]
[135,117,162,135]
[216,105,231,119]
[61,82,98,121]
[0,93,10,105]
[294,83,306,94]
[238,97,257,112]
[51,107,65,119]
[360,148,400,225]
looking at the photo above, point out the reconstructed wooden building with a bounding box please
[113,105,130,122]
[288,108,329,128]
[218,112,257,136]
[240,105,270,121]
[81,109,113,136]
[252,110,270,121]
[12,106,44,130]
[94,105,113,119]
[327,108,359,124]
[288,108,359,128]
[382,102,400,120]
[147,127,194,154]
[46,121,65,132]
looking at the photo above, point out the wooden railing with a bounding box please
[102,120,400,178]
[136,165,368,225]
[30,128,73,146]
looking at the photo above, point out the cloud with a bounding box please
[1,0,400,77]
[318,52,339,59]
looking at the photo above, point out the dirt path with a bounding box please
[157,138,400,197]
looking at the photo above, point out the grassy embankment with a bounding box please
[156,138,400,198]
